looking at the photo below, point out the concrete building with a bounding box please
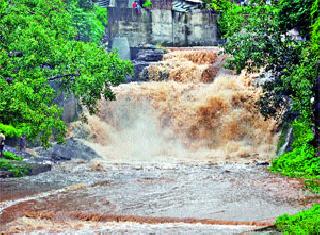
[95,0,218,50]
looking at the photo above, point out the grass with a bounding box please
[271,145,320,234]
[305,179,320,194]
[0,152,28,177]
[270,145,320,179]
[3,151,23,161]
[276,204,320,234]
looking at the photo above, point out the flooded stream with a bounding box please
[0,48,318,234]
[1,161,315,233]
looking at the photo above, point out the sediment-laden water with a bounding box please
[70,48,278,163]
[0,161,313,233]
[1,48,317,233]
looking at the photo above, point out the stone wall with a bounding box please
[107,8,218,49]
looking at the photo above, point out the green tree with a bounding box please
[67,0,108,43]
[214,0,319,176]
[0,0,133,146]
[278,0,315,37]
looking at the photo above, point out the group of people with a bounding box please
[0,132,26,158]
[132,0,142,14]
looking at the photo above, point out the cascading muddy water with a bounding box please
[69,48,278,163]
[2,48,314,235]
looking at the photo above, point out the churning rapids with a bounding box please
[71,47,278,163]
[0,48,317,234]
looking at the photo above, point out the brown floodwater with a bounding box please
[1,48,318,234]
[1,161,318,233]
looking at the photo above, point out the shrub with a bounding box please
[143,0,153,8]
[270,144,319,178]
[0,0,133,147]
[3,151,23,161]
[276,204,320,234]
[305,179,320,194]
[0,158,29,177]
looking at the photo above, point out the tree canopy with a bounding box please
[0,0,132,146]
[213,0,319,177]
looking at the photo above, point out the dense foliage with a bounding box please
[305,179,320,193]
[66,0,107,43]
[3,151,23,161]
[214,0,319,179]
[276,204,320,234]
[0,0,133,146]
[142,0,153,8]
[216,1,320,231]
[277,0,315,38]
[0,152,27,176]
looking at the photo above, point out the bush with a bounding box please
[305,179,320,194]
[270,144,320,178]
[217,3,246,38]
[142,0,153,8]
[3,151,23,161]
[0,124,22,138]
[0,158,29,177]
[0,0,133,147]
[217,0,319,185]
[67,0,108,43]
[276,204,320,234]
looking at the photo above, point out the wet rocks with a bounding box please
[0,139,98,178]
[0,147,52,178]
[136,48,165,62]
[0,160,52,178]
[0,171,13,178]
[252,71,275,87]
[139,64,169,81]
[133,61,151,81]
[89,160,105,172]
[127,46,166,82]
[26,162,52,176]
[35,138,100,162]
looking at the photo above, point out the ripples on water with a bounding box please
[0,48,310,233]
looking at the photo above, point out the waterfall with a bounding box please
[277,127,293,156]
[69,48,279,163]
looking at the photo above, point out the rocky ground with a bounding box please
[0,138,100,178]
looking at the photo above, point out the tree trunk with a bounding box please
[314,75,320,156]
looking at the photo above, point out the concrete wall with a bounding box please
[152,0,173,10]
[111,0,173,9]
[107,8,218,48]
[108,8,152,47]
[151,9,173,45]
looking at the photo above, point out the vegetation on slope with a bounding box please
[66,0,108,43]
[0,152,28,177]
[212,0,319,232]
[275,204,320,234]
[3,151,23,161]
[0,0,133,147]
[212,0,319,178]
